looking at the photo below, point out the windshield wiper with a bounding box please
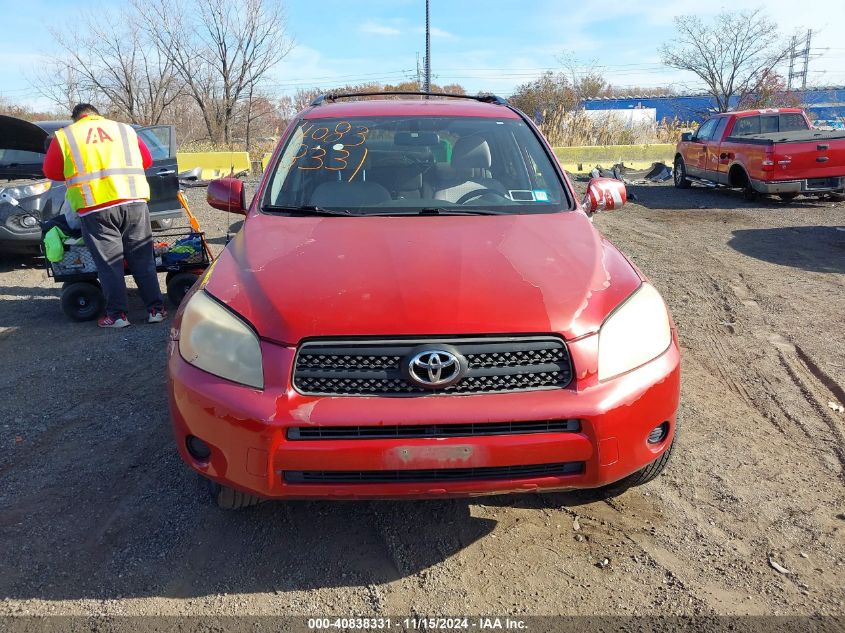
[262,204,358,217]
[367,207,509,216]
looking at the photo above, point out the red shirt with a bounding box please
[42,117,154,214]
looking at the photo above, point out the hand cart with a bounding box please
[45,191,214,321]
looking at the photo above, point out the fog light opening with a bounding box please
[20,215,39,228]
[647,422,669,445]
[186,435,212,461]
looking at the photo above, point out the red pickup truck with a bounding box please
[673,108,845,200]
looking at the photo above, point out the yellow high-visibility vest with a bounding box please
[54,115,150,213]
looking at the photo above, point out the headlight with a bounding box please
[597,283,671,381]
[178,290,264,388]
[21,182,51,197]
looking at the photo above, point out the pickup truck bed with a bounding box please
[726,129,845,145]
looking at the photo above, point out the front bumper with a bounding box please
[168,333,681,500]
[0,203,41,248]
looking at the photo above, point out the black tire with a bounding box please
[778,192,798,202]
[673,156,691,189]
[205,478,263,510]
[742,184,758,202]
[166,272,200,307]
[620,418,679,487]
[61,281,104,321]
[151,218,174,231]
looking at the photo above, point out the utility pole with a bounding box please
[787,35,796,90]
[424,0,431,94]
[416,52,422,87]
[801,29,812,90]
[788,30,812,90]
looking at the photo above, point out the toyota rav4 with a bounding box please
[167,92,681,509]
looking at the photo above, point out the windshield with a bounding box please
[0,148,44,167]
[262,115,569,215]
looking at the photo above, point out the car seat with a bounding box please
[432,135,505,203]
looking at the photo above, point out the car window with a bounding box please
[263,115,568,214]
[696,118,718,141]
[780,113,809,131]
[761,116,778,133]
[732,116,761,136]
[137,127,172,161]
[0,148,43,165]
[711,117,729,142]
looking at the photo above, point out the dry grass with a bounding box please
[539,110,694,146]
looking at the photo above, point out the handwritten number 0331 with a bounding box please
[294,122,369,180]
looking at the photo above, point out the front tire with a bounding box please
[673,157,691,189]
[204,478,263,510]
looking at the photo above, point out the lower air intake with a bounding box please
[284,461,584,484]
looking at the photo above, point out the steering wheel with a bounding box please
[456,189,510,205]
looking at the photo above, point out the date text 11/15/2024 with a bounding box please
[307,616,528,630]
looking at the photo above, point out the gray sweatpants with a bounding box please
[79,202,164,316]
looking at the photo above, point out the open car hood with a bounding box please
[0,115,49,154]
[0,115,50,179]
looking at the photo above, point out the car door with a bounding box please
[136,125,181,218]
[687,118,717,177]
[706,117,730,182]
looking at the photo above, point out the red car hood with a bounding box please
[205,211,642,344]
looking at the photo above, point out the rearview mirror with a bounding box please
[681,132,693,142]
[583,177,627,213]
[207,177,246,215]
[394,131,441,146]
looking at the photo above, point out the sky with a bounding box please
[1,0,844,111]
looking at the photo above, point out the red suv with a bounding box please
[167,92,680,509]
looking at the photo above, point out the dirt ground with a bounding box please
[0,181,843,620]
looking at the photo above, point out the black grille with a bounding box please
[284,461,584,484]
[287,419,580,440]
[293,337,572,396]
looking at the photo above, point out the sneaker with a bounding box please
[148,306,168,323]
[98,313,130,328]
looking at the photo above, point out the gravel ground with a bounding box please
[0,181,843,619]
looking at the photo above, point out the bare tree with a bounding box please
[30,59,96,115]
[659,9,791,112]
[134,0,294,144]
[37,7,181,124]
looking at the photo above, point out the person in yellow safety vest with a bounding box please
[43,103,166,328]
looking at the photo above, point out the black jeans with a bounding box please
[79,202,164,316]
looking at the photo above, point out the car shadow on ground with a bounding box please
[0,253,44,274]
[623,182,838,211]
[0,397,617,602]
[728,225,845,273]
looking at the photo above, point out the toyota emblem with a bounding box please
[407,350,463,388]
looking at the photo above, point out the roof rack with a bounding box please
[310,91,508,107]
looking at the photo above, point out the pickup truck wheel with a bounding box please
[204,478,263,510]
[673,157,691,189]
[742,184,759,202]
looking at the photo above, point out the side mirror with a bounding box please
[583,177,627,213]
[207,177,246,215]
[681,132,693,142]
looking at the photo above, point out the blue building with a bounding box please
[583,87,845,124]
